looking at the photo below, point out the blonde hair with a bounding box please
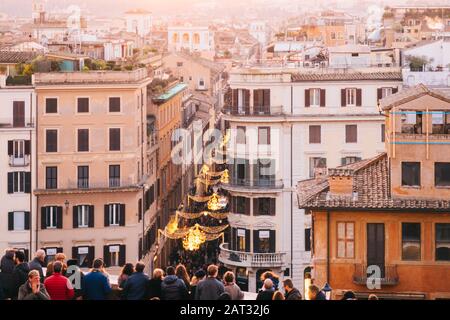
[153,268,164,280]
[28,270,40,279]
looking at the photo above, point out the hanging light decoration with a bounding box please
[220,169,229,184]
[207,192,221,211]
[182,224,206,251]
[166,215,178,234]
[200,164,209,176]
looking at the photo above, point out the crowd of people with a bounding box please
[0,248,378,301]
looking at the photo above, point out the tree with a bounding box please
[405,55,431,71]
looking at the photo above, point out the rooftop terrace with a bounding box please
[33,68,151,85]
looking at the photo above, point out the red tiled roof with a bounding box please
[380,84,450,110]
[0,51,38,63]
[297,153,450,211]
[291,71,403,82]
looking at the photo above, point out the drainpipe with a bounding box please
[35,92,39,252]
[290,85,293,278]
[29,91,33,257]
[326,209,331,283]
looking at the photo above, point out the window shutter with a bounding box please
[377,88,382,101]
[7,172,13,194]
[341,89,346,107]
[104,205,110,227]
[56,247,63,253]
[245,229,250,253]
[320,89,326,107]
[304,89,310,107]
[245,197,250,215]
[392,87,398,94]
[244,89,250,114]
[8,141,13,155]
[41,207,47,230]
[8,212,14,230]
[25,140,30,155]
[88,246,95,268]
[263,89,270,107]
[253,198,259,215]
[119,204,126,226]
[269,198,276,216]
[73,206,78,228]
[244,159,250,182]
[119,245,126,266]
[269,230,276,253]
[56,207,63,229]
[232,89,238,108]
[341,157,346,166]
[72,247,78,265]
[356,89,362,106]
[24,211,30,230]
[103,246,110,268]
[89,205,95,228]
[25,172,31,193]
[230,228,235,251]
[253,230,259,253]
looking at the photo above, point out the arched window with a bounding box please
[172,33,179,43]
[182,33,190,43]
[193,33,200,44]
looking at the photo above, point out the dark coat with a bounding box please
[161,275,188,300]
[256,289,275,301]
[285,288,302,300]
[18,281,50,300]
[122,272,150,300]
[148,278,162,299]
[28,258,45,282]
[12,263,30,299]
[0,251,15,274]
[82,270,112,300]
[195,277,225,300]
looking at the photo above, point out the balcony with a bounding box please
[219,243,286,268]
[0,119,34,129]
[222,105,284,116]
[35,178,138,195]
[9,155,30,167]
[352,264,399,286]
[225,178,284,190]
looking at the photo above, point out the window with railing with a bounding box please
[435,223,450,261]
[431,112,450,134]
[401,111,423,134]
[77,166,89,189]
[402,223,421,261]
[109,165,120,187]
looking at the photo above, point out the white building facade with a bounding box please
[125,9,152,37]
[168,26,215,54]
[0,76,36,260]
[219,67,402,294]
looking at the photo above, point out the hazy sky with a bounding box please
[0,0,433,18]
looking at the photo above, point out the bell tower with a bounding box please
[32,0,45,23]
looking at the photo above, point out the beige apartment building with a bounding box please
[33,69,154,269]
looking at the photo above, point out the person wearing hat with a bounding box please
[190,269,206,299]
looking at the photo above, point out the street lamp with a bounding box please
[322,282,332,300]
[64,200,69,215]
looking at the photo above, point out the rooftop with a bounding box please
[33,68,151,86]
[379,84,450,110]
[152,83,187,104]
[0,50,38,63]
[297,153,450,211]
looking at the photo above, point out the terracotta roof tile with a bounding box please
[0,51,38,63]
[291,71,402,82]
[297,153,450,211]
